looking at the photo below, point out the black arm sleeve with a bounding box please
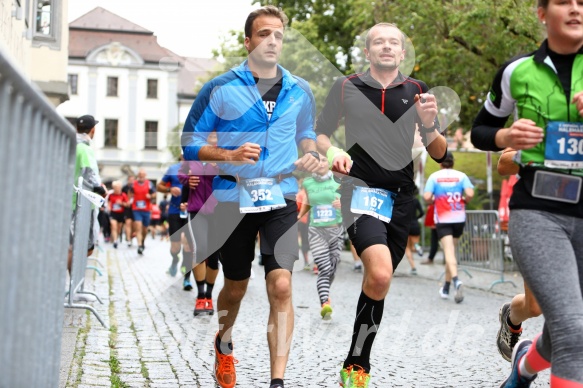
[181,185,189,203]
[471,107,508,152]
[431,145,449,164]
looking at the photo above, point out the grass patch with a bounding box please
[109,354,130,388]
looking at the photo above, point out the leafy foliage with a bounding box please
[254,0,544,132]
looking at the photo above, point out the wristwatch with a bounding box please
[307,151,320,160]
[420,122,439,132]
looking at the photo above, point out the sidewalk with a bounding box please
[338,245,524,299]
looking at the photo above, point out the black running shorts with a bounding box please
[213,199,299,281]
[110,212,125,223]
[436,222,465,240]
[168,213,187,242]
[341,187,414,272]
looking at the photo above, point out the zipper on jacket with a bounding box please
[381,88,386,114]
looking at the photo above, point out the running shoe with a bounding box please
[320,300,333,320]
[183,278,193,291]
[113,242,118,249]
[410,268,418,275]
[137,246,144,255]
[303,263,311,271]
[353,262,363,272]
[414,243,424,256]
[339,364,370,387]
[421,259,434,265]
[339,365,353,386]
[313,265,319,275]
[497,302,522,362]
[499,339,537,388]
[439,287,449,299]
[454,281,464,304]
[194,298,207,316]
[167,263,177,277]
[205,298,215,315]
[214,332,237,388]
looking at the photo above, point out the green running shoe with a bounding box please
[339,365,352,386]
[320,301,333,320]
[339,364,370,387]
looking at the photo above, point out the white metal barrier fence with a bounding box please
[455,210,517,290]
[0,48,76,387]
[64,177,106,327]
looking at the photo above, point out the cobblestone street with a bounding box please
[61,237,549,387]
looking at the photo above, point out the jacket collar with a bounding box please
[359,69,407,88]
[533,39,583,64]
[232,60,296,90]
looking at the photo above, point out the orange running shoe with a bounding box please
[214,332,238,388]
[193,298,207,317]
[205,298,215,315]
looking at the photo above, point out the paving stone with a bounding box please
[60,239,553,387]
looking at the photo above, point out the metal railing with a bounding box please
[455,210,516,290]
[64,177,106,327]
[0,48,76,387]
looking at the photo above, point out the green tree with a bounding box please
[372,0,543,132]
[256,0,544,131]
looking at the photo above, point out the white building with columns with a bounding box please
[57,7,217,180]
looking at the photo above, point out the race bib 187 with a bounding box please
[350,186,395,223]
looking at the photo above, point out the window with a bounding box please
[35,0,52,35]
[107,77,118,97]
[104,119,118,148]
[68,74,78,95]
[146,79,158,99]
[32,0,62,47]
[145,121,158,149]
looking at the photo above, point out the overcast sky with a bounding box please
[68,0,257,58]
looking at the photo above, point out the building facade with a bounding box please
[1,0,70,105]
[56,7,217,180]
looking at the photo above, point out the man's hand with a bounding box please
[170,187,181,197]
[228,142,262,164]
[414,93,438,127]
[573,91,583,117]
[188,176,200,189]
[332,198,341,209]
[331,155,352,174]
[294,152,320,172]
[495,119,544,150]
[179,202,187,211]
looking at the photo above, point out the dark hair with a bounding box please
[244,5,288,38]
[441,152,455,168]
[537,0,548,8]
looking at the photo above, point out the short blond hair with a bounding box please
[365,23,406,49]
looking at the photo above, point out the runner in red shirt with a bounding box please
[129,169,155,255]
[150,203,161,239]
[108,180,128,249]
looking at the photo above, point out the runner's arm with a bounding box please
[497,148,519,176]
